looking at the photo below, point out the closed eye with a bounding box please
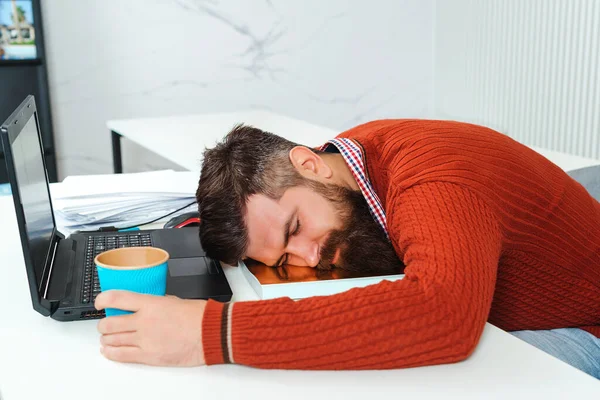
[276,265,289,280]
[278,218,300,267]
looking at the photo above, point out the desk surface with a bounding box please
[1,196,599,400]
[107,110,600,173]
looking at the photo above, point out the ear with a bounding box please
[288,146,332,180]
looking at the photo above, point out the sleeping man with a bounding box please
[96,119,600,379]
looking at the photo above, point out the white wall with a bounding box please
[41,0,434,179]
[434,0,600,160]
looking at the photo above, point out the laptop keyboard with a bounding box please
[82,232,153,304]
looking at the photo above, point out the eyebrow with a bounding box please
[269,209,296,268]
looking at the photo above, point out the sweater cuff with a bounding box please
[202,299,233,365]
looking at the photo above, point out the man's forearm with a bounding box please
[201,278,487,370]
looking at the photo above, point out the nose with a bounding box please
[287,238,319,267]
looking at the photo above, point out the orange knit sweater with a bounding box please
[202,119,600,369]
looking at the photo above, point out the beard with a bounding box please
[305,180,405,275]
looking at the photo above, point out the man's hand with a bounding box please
[94,290,207,367]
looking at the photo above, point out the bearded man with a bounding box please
[95,119,600,378]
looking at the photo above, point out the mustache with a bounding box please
[315,220,404,275]
[316,229,345,271]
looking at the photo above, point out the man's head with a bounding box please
[196,124,404,274]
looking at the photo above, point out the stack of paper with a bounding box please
[50,170,199,233]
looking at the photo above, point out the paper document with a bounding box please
[50,170,199,234]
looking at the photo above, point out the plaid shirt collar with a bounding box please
[319,138,388,238]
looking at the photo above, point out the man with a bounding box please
[95,119,600,377]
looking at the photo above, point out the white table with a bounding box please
[2,112,600,400]
[1,194,599,400]
[107,110,341,173]
[107,111,600,174]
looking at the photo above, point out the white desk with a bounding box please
[107,111,340,173]
[107,111,600,174]
[1,194,599,400]
[2,112,600,400]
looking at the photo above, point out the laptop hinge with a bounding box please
[47,233,78,308]
[43,239,59,299]
[39,230,61,295]
[39,230,69,312]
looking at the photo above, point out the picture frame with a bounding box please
[0,0,37,61]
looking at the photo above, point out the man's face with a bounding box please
[244,182,404,274]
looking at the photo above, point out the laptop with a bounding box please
[0,95,232,321]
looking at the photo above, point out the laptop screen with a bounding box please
[11,113,55,291]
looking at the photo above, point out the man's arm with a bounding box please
[203,182,503,369]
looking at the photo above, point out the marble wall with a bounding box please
[41,0,434,179]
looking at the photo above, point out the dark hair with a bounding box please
[196,124,321,265]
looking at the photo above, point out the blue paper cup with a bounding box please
[94,247,169,317]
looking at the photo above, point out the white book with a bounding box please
[239,260,404,300]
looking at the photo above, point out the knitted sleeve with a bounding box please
[202,182,503,369]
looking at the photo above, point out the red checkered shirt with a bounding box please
[319,138,388,238]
